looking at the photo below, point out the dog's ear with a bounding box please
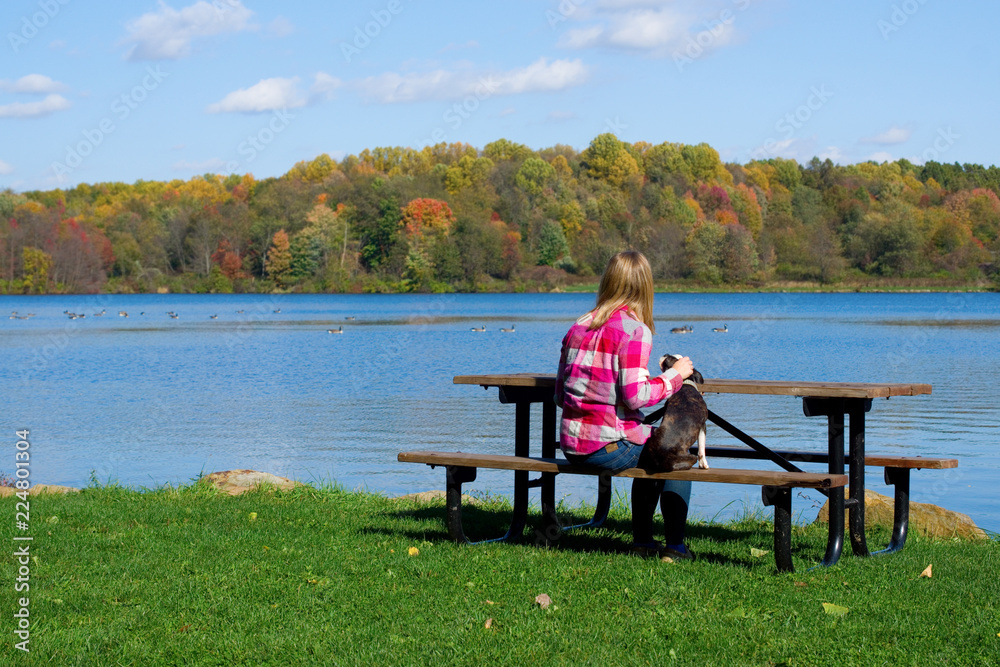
[659,354,678,372]
[690,368,704,385]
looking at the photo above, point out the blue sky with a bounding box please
[1,0,997,192]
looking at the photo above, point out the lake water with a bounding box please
[2,291,998,533]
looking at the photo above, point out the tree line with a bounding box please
[2,134,999,294]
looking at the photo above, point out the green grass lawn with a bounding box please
[5,483,999,666]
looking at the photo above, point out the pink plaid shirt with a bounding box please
[555,306,682,456]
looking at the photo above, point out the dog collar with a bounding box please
[682,379,701,393]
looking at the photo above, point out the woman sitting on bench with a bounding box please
[555,250,696,560]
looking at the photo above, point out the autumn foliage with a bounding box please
[1,140,999,293]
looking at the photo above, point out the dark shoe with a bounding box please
[630,541,695,561]
[662,543,695,561]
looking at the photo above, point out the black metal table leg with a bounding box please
[873,467,910,554]
[762,486,794,573]
[821,403,845,567]
[445,465,476,543]
[536,400,562,546]
[848,399,870,557]
[502,400,531,542]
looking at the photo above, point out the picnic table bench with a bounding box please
[397,374,954,573]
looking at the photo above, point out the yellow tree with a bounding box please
[22,247,52,293]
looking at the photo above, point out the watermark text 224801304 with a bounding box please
[13,429,32,653]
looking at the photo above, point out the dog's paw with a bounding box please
[667,453,698,472]
[697,456,710,470]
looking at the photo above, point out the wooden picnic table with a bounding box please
[453,373,933,566]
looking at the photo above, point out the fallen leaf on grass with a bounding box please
[535,593,552,610]
[408,547,420,556]
[485,600,495,605]
[794,582,807,588]
[750,547,770,558]
[822,602,849,617]
[177,624,191,633]
[660,556,674,563]
[920,564,932,578]
[248,512,257,521]
[484,618,493,629]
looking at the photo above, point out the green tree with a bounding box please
[515,157,557,197]
[536,220,571,267]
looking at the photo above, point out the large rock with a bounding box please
[0,484,80,497]
[200,470,300,495]
[814,488,987,541]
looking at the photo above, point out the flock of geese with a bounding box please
[672,324,728,333]
[9,309,729,336]
[470,324,516,332]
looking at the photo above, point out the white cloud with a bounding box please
[311,72,341,99]
[862,125,911,145]
[816,146,846,163]
[0,74,67,94]
[560,26,606,49]
[206,77,306,113]
[355,57,589,104]
[558,2,740,58]
[0,94,72,118]
[606,9,691,50]
[0,159,13,175]
[121,0,255,61]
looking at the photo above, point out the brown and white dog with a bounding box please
[642,354,709,472]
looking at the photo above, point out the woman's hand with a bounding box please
[671,356,694,380]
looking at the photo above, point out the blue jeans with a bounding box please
[564,439,692,506]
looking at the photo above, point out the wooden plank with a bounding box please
[397,450,847,489]
[856,455,956,469]
[700,445,957,469]
[453,374,932,398]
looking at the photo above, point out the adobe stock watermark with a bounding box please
[545,0,587,29]
[223,108,295,173]
[915,126,959,164]
[673,0,752,73]
[878,0,931,40]
[420,77,500,145]
[604,116,627,136]
[340,0,408,63]
[747,85,833,161]
[8,0,71,53]
[50,66,169,181]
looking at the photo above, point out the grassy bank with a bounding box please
[5,483,998,665]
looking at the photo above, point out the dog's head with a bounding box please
[659,353,704,385]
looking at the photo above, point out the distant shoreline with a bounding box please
[1,279,997,297]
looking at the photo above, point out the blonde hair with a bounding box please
[589,250,656,333]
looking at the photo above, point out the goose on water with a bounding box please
[499,324,516,332]
[470,325,486,332]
